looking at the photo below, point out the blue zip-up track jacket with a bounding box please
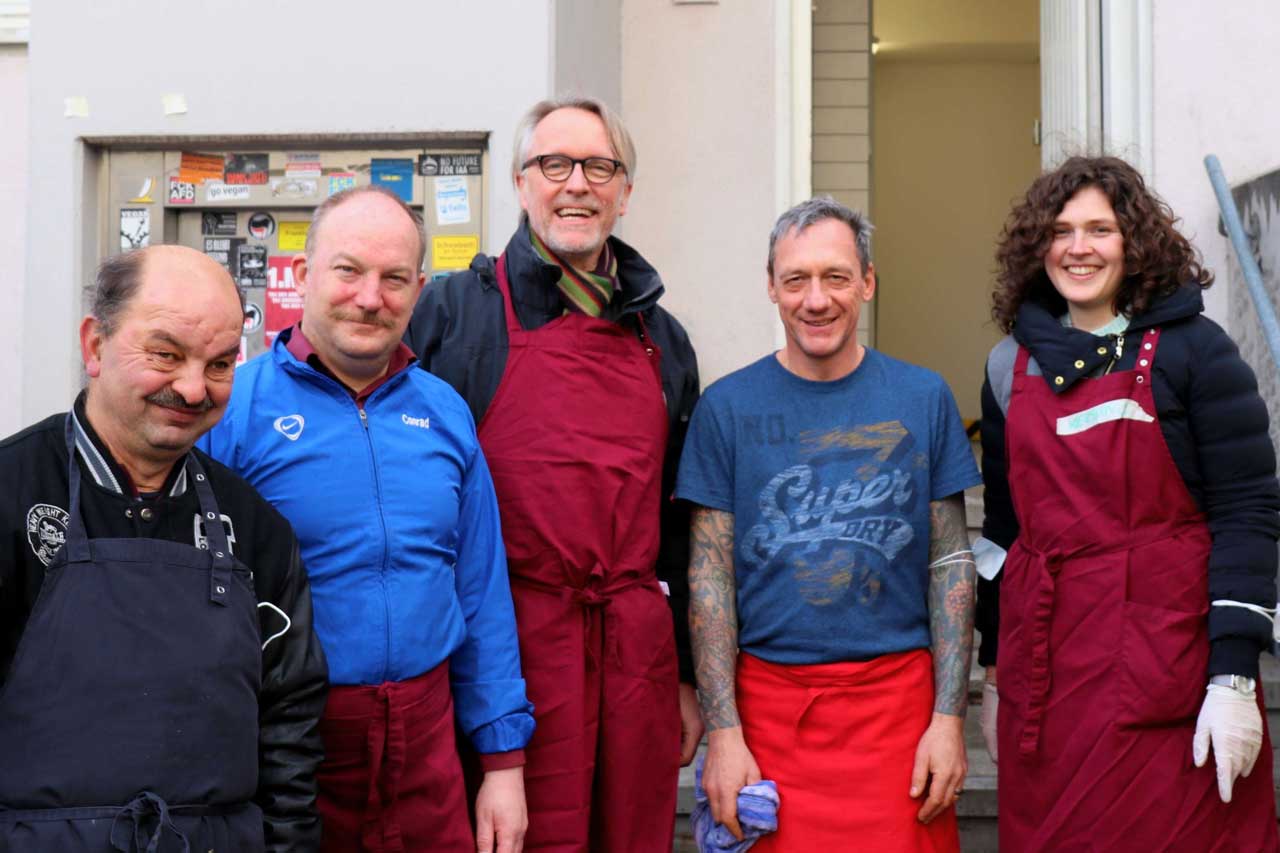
[200,335,534,754]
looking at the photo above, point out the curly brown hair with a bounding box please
[992,156,1212,332]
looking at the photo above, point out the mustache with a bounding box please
[145,388,214,413]
[334,309,395,329]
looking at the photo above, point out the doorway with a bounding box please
[869,0,1041,424]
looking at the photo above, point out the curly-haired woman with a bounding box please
[976,155,1279,850]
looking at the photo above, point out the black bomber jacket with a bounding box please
[404,221,702,682]
[0,395,329,852]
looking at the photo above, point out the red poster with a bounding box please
[265,256,303,341]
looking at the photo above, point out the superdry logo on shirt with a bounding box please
[741,421,920,607]
[273,414,305,441]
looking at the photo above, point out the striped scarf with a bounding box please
[530,230,618,318]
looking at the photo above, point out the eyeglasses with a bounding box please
[521,154,625,185]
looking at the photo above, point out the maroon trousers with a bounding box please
[318,662,472,853]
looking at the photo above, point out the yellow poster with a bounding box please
[278,221,311,252]
[432,234,480,270]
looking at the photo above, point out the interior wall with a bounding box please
[871,58,1040,422]
[620,0,781,387]
[0,43,27,438]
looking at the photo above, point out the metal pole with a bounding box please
[1204,154,1280,371]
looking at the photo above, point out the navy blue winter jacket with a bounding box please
[978,285,1280,678]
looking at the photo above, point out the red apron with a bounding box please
[475,255,679,852]
[998,328,1277,851]
[317,662,472,853]
[738,650,960,852]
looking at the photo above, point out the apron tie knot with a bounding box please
[110,791,190,853]
[571,586,611,608]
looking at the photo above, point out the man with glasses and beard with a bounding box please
[405,97,702,851]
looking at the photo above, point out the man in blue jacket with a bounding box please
[201,185,533,853]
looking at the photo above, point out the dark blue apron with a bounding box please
[0,417,265,852]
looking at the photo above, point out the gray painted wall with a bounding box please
[22,0,563,424]
[554,0,622,111]
[1226,169,1280,459]
[620,0,783,387]
[0,44,26,438]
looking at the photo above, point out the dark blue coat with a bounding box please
[978,285,1280,678]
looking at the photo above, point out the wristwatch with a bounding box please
[1210,674,1257,695]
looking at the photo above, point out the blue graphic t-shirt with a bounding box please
[675,350,981,665]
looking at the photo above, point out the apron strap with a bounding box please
[1133,327,1161,386]
[494,254,524,335]
[109,791,191,853]
[187,454,235,607]
[61,415,92,565]
[1012,344,1031,378]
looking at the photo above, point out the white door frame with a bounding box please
[1040,0,1153,177]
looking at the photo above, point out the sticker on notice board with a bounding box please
[419,153,482,176]
[371,158,415,202]
[236,244,269,288]
[206,182,251,203]
[178,152,225,184]
[278,221,310,253]
[434,176,471,226]
[247,212,276,240]
[202,211,238,236]
[168,178,196,205]
[243,300,264,333]
[265,256,304,340]
[285,152,323,177]
[225,153,269,185]
[431,234,480,270]
[128,177,156,204]
[204,236,245,272]
[271,178,317,200]
[120,208,150,250]
[328,172,357,196]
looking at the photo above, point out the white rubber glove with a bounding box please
[980,681,999,764]
[1193,684,1262,803]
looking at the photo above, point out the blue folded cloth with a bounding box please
[691,754,780,853]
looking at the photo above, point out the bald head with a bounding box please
[79,245,247,490]
[93,246,243,339]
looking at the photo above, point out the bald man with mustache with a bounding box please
[0,245,329,852]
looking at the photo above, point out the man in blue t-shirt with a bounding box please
[677,197,980,851]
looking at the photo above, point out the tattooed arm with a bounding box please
[928,493,976,715]
[910,492,975,823]
[690,507,740,730]
[690,506,760,841]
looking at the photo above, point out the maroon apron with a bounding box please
[997,327,1277,851]
[317,663,472,853]
[475,255,679,852]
